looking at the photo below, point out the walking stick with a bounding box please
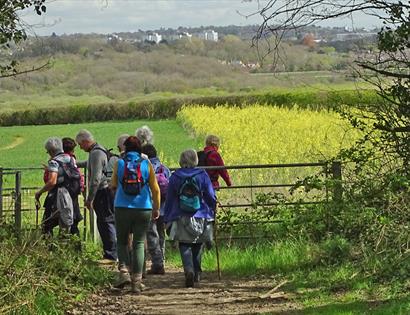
[35,199,40,227]
[214,200,222,280]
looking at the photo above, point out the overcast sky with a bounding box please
[21,0,382,36]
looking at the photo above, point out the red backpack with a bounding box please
[122,156,145,195]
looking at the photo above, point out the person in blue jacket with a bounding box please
[110,136,160,294]
[163,149,216,288]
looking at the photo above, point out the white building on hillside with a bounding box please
[144,32,162,44]
[198,30,218,42]
[168,32,193,41]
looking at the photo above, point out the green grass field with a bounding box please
[0,119,199,230]
[0,119,198,170]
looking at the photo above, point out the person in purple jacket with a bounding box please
[163,149,216,288]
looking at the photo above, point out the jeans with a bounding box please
[179,242,202,274]
[93,188,117,260]
[115,207,151,274]
[146,216,165,269]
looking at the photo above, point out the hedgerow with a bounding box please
[0,89,380,126]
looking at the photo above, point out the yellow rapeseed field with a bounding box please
[178,105,358,166]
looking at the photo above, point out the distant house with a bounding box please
[333,32,377,41]
[168,32,192,41]
[198,30,218,42]
[107,33,122,43]
[143,32,162,44]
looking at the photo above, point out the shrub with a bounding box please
[0,225,112,314]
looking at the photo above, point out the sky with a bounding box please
[21,0,382,36]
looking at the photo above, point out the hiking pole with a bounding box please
[35,199,40,227]
[214,200,222,280]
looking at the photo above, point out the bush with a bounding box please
[0,225,112,314]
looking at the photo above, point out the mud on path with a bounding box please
[71,265,299,315]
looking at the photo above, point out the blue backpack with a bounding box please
[178,176,201,214]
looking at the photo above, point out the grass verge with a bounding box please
[167,239,410,314]
[0,224,113,314]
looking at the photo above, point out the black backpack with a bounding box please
[197,150,212,167]
[55,157,81,197]
[122,156,145,195]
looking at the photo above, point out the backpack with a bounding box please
[93,146,119,160]
[92,146,119,178]
[154,164,169,200]
[178,176,201,214]
[55,157,81,197]
[122,156,145,195]
[197,150,214,167]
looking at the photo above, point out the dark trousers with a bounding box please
[179,242,202,274]
[147,216,165,269]
[42,192,83,236]
[70,195,83,236]
[93,188,117,260]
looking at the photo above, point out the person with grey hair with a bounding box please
[75,129,117,262]
[36,137,79,235]
[163,149,216,288]
[106,134,130,182]
[135,125,154,146]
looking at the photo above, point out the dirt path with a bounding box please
[0,136,24,151]
[71,266,299,315]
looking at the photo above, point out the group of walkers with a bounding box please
[35,126,232,293]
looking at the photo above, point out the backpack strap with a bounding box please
[202,150,214,166]
[52,155,73,188]
[137,159,143,183]
[92,146,109,163]
[91,145,111,176]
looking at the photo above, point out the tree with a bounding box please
[302,33,316,48]
[252,0,410,174]
[0,0,48,78]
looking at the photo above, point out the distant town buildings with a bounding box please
[107,29,219,44]
[143,32,162,44]
[198,30,218,42]
[169,32,193,41]
[333,32,378,41]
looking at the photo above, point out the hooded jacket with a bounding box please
[163,167,216,223]
[203,145,232,189]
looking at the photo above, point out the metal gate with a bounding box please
[0,161,342,240]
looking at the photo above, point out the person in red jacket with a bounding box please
[202,135,232,190]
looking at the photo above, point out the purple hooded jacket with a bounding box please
[163,167,216,223]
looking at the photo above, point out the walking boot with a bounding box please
[147,265,165,275]
[113,271,131,289]
[131,274,143,294]
[194,271,201,283]
[185,271,194,288]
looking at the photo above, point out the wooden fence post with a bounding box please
[0,167,3,219]
[83,167,98,243]
[331,161,342,202]
[15,171,22,235]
